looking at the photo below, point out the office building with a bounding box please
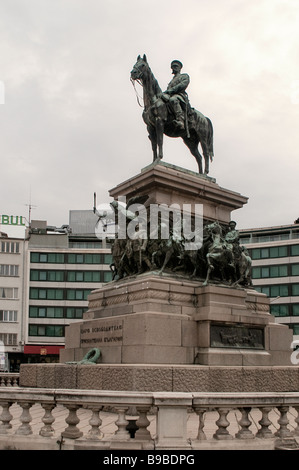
[240,221,299,344]
[0,231,27,371]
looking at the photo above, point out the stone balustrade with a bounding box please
[0,373,19,387]
[1,387,299,450]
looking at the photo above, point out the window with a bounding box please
[251,246,288,260]
[291,245,299,256]
[30,270,65,281]
[271,285,289,297]
[0,242,19,254]
[255,285,289,297]
[292,284,299,296]
[292,265,299,276]
[103,254,112,264]
[0,265,19,276]
[0,310,17,322]
[68,253,84,264]
[66,271,101,282]
[0,287,18,299]
[66,289,91,301]
[29,288,64,300]
[103,271,113,282]
[0,333,17,345]
[30,252,65,263]
[28,324,65,337]
[270,305,289,317]
[29,306,64,318]
[66,307,84,319]
[292,324,299,335]
[270,246,288,258]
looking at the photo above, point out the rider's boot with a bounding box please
[173,113,185,130]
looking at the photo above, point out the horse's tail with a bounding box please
[206,117,214,161]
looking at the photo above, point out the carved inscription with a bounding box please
[210,324,264,350]
[80,320,123,347]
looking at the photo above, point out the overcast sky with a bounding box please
[1,0,299,237]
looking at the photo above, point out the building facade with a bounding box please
[0,232,27,371]
[24,211,113,363]
[0,210,113,369]
[240,222,299,345]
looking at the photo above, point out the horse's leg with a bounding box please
[200,140,210,175]
[155,117,164,160]
[183,137,203,174]
[159,247,173,275]
[203,254,214,286]
[147,125,158,161]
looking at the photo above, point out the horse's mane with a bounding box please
[142,61,162,97]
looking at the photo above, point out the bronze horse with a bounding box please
[130,54,214,174]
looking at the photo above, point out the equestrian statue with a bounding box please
[131,54,214,175]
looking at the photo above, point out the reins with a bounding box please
[130,77,144,107]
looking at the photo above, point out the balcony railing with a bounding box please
[1,387,299,450]
[0,372,19,387]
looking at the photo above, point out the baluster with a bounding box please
[293,406,299,436]
[275,406,293,439]
[112,406,130,440]
[135,405,151,440]
[6,377,12,387]
[39,403,56,437]
[0,377,5,387]
[213,408,233,440]
[12,377,18,387]
[86,407,103,440]
[15,402,33,435]
[62,404,83,439]
[194,407,207,441]
[256,407,274,438]
[0,401,13,434]
[235,407,254,439]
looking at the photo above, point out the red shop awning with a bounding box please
[24,345,64,355]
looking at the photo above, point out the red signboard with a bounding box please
[24,345,64,355]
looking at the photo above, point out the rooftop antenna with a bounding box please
[25,187,37,226]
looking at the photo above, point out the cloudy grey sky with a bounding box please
[1,0,299,237]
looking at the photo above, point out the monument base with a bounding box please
[59,273,292,367]
[19,363,299,393]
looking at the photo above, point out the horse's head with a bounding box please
[130,54,149,81]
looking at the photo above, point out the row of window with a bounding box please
[69,241,106,248]
[30,269,112,283]
[255,284,299,298]
[28,324,65,337]
[271,304,299,317]
[0,310,18,322]
[30,252,112,264]
[249,244,299,260]
[0,241,20,254]
[0,264,19,277]
[30,288,92,301]
[241,232,299,244]
[0,287,18,299]
[0,333,17,345]
[252,264,299,279]
[29,306,84,319]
